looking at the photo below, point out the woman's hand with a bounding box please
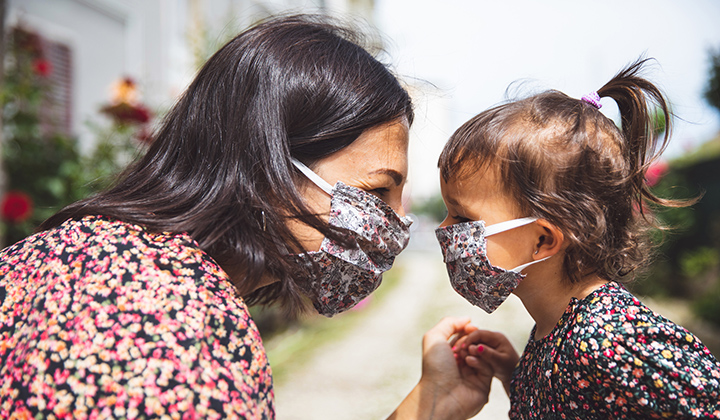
[453,329,519,396]
[388,317,494,420]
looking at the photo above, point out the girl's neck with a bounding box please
[517,272,608,341]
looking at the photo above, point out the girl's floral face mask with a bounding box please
[435,217,548,313]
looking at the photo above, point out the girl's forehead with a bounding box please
[444,162,500,190]
[442,168,510,204]
[441,171,524,222]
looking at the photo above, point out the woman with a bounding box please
[0,15,489,419]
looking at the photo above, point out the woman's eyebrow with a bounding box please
[369,168,404,186]
[445,196,460,207]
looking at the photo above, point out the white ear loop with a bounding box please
[483,217,551,273]
[510,256,551,273]
[291,158,334,196]
[484,217,537,236]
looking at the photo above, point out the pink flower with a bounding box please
[1,191,33,223]
[645,161,669,187]
[32,58,53,77]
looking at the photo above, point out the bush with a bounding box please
[1,27,153,246]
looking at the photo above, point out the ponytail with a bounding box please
[596,57,692,215]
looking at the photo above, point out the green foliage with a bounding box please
[636,155,720,327]
[411,194,447,223]
[705,46,720,115]
[694,285,720,326]
[680,247,720,279]
[1,27,149,246]
[653,107,667,138]
[1,28,86,244]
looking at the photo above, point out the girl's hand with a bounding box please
[453,330,519,396]
[388,317,493,420]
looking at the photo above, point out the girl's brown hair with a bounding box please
[439,58,690,284]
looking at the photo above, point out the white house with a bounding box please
[6,0,375,150]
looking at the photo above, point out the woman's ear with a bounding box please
[533,219,565,260]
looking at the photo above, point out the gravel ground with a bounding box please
[272,223,535,419]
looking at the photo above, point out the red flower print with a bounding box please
[32,58,53,77]
[1,191,33,223]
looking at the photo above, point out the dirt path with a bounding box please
[272,223,536,419]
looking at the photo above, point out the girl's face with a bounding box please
[292,117,410,252]
[439,166,538,271]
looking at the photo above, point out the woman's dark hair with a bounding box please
[41,14,413,313]
[439,58,692,284]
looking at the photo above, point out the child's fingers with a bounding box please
[451,334,471,354]
[463,329,511,349]
[467,343,486,357]
[424,317,472,346]
[465,342,518,378]
[465,355,493,375]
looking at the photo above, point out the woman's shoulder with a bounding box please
[0,215,275,418]
[1,214,247,323]
[2,214,224,281]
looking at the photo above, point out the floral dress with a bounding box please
[510,282,720,419]
[0,215,274,419]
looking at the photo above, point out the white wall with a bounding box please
[7,0,179,150]
[7,0,373,151]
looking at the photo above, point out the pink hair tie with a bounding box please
[581,91,602,109]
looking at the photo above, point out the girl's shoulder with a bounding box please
[568,282,712,355]
[573,282,696,340]
[551,282,720,416]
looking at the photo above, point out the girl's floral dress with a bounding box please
[0,215,274,419]
[510,282,720,419]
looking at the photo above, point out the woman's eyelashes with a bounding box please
[368,187,390,199]
[451,214,472,223]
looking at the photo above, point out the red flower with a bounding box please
[32,58,53,77]
[1,191,33,223]
[645,161,669,187]
[100,102,151,125]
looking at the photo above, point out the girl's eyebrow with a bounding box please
[368,168,404,186]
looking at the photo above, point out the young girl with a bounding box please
[436,59,720,418]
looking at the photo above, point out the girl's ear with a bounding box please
[533,219,565,260]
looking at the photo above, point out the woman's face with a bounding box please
[293,117,410,252]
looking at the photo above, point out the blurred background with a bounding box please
[2,0,719,418]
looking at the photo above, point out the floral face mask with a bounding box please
[435,217,548,313]
[289,159,412,317]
